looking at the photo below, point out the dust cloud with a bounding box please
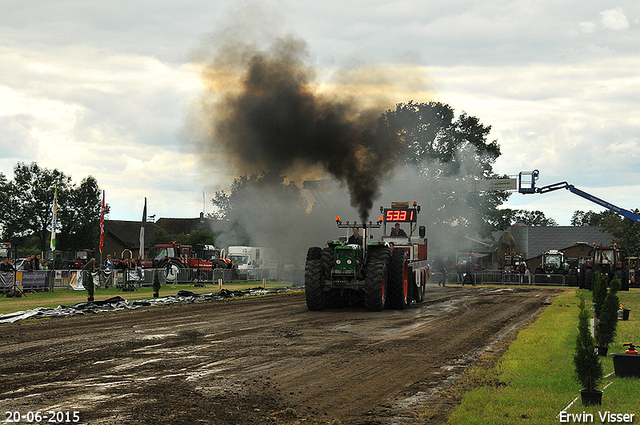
[190,9,430,222]
[187,7,495,267]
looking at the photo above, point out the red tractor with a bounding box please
[140,242,231,281]
[61,249,97,269]
[581,243,629,290]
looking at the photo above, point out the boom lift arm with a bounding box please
[518,170,640,223]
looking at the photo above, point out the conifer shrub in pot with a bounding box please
[596,276,620,357]
[153,268,161,298]
[574,291,603,406]
[591,271,606,319]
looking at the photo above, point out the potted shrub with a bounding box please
[574,291,603,406]
[596,276,620,356]
[592,271,606,318]
[153,268,161,298]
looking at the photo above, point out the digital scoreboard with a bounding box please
[383,208,417,223]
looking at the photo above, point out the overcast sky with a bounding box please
[2,0,639,225]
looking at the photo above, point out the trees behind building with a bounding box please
[0,162,106,254]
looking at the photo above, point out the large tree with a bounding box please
[58,175,104,251]
[494,209,559,228]
[0,162,106,253]
[371,101,510,238]
[571,209,618,226]
[599,210,640,257]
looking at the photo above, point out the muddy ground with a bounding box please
[0,286,560,424]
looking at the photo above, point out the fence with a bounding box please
[1,267,304,294]
[432,270,571,287]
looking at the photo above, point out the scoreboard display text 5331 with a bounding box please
[384,208,417,223]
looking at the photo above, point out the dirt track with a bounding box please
[0,286,560,424]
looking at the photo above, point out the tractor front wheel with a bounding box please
[305,247,325,311]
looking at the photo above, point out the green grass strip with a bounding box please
[444,288,640,425]
[0,281,296,315]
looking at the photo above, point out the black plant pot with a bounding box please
[596,346,609,357]
[153,292,159,298]
[88,295,94,302]
[623,308,630,321]
[611,353,640,378]
[580,389,603,406]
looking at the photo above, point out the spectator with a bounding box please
[5,258,15,272]
[456,262,465,284]
[463,259,476,286]
[23,255,33,271]
[439,257,448,287]
[32,254,41,270]
[105,254,114,271]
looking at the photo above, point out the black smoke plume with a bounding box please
[200,35,400,222]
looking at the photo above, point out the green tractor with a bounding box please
[305,202,429,311]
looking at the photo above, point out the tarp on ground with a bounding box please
[0,288,295,324]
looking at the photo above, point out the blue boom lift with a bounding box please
[518,170,640,223]
[518,170,638,290]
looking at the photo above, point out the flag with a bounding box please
[50,186,58,251]
[139,197,147,258]
[99,190,105,253]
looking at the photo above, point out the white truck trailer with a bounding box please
[227,246,277,280]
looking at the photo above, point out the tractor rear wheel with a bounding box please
[305,247,325,311]
[617,267,630,291]
[365,260,387,311]
[388,248,409,309]
[569,269,579,287]
[584,269,593,290]
[163,260,184,283]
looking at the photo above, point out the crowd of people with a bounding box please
[1,254,47,272]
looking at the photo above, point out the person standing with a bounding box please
[23,255,33,271]
[32,254,41,270]
[439,257,448,287]
[464,259,476,286]
[456,262,465,284]
[105,254,114,271]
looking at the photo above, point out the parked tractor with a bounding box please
[305,201,430,311]
[580,244,629,290]
[140,242,230,282]
[503,253,523,272]
[566,257,582,287]
[533,249,569,284]
[60,249,97,269]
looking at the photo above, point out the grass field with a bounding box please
[0,281,296,316]
[440,288,640,425]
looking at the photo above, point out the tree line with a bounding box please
[2,102,638,258]
[0,162,104,255]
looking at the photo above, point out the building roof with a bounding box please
[155,216,217,235]
[523,226,613,260]
[104,220,162,248]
